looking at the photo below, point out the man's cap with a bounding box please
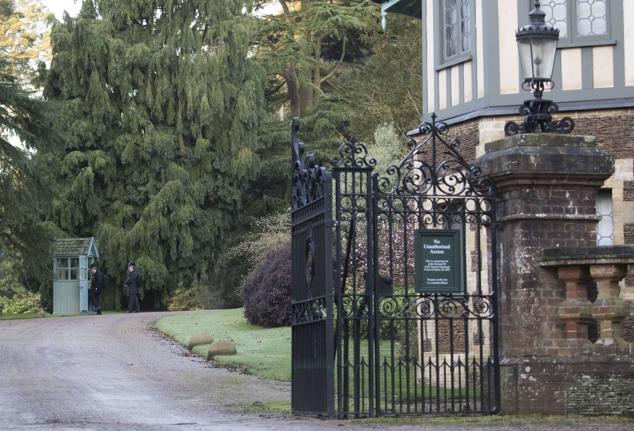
[89,263,97,269]
[128,260,136,267]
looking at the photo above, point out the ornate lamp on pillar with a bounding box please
[505,0,575,136]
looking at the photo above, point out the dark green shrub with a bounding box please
[241,244,291,327]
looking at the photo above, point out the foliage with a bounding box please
[40,0,266,309]
[229,211,290,272]
[202,243,248,310]
[167,282,203,312]
[0,285,41,314]
[257,0,377,119]
[337,13,422,143]
[156,308,292,381]
[241,243,291,328]
[0,51,58,306]
[216,4,420,309]
[0,256,42,314]
[370,122,408,172]
[203,211,290,309]
[0,0,52,83]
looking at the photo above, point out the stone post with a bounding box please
[590,264,628,344]
[476,134,622,414]
[556,266,592,344]
[478,134,614,356]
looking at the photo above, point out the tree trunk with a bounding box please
[284,66,301,118]
[299,29,313,115]
[312,36,322,106]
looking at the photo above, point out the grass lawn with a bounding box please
[156,308,291,381]
[156,310,634,428]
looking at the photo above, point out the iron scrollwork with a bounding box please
[505,80,575,136]
[333,139,377,170]
[291,118,331,210]
[377,295,496,320]
[375,114,495,199]
[291,297,328,325]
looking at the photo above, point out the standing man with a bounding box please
[124,260,141,313]
[89,263,106,315]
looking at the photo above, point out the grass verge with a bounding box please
[156,308,291,381]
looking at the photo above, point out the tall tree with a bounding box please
[0,0,52,83]
[337,14,422,143]
[243,0,379,214]
[40,0,266,309]
[259,0,376,118]
[0,54,58,308]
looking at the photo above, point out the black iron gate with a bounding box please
[291,115,500,418]
[291,119,335,416]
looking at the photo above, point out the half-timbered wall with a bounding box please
[421,0,633,123]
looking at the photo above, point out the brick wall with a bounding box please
[571,110,634,162]
[501,359,634,415]
[444,119,479,161]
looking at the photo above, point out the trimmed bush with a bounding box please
[207,340,237,359]
[241,243,291,328]
[187,331,214,349]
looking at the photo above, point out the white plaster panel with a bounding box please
[451,65,460,106]
[439,69,448,110]
[561,48,583,91]
[593,46,614,89]
[464,61,473,103]
[427,0,435,112]
[625,0,634,86]
[476,0,484,98]
[498,0,519,95]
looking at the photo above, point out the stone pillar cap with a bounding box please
[541,245,634,267]
[484,133,597,154]
[477,133,614,184]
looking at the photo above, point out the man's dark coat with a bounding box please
[124,269,141,295]
[91,270,106,293]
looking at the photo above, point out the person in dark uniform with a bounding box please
[124,261,141,313]
[89,263,106,315]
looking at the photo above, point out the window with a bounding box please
[442,0,472,63]
[541,0,611,46]
[596,189,614,246]
[55,257,80,281]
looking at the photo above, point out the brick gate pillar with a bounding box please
[477,134,634,415]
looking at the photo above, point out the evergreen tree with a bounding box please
[0,0,52,83]
[337,14,422,143]
[241,0,379,216]
[40,0,266,309]
[0,54,58,309]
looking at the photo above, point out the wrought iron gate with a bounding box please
[291,119,335,416]
[291,115,500,418]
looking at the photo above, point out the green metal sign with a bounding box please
[414,230,463,294]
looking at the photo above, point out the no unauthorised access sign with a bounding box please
[414,229,463,294]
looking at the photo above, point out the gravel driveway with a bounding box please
[0,312,630,431]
